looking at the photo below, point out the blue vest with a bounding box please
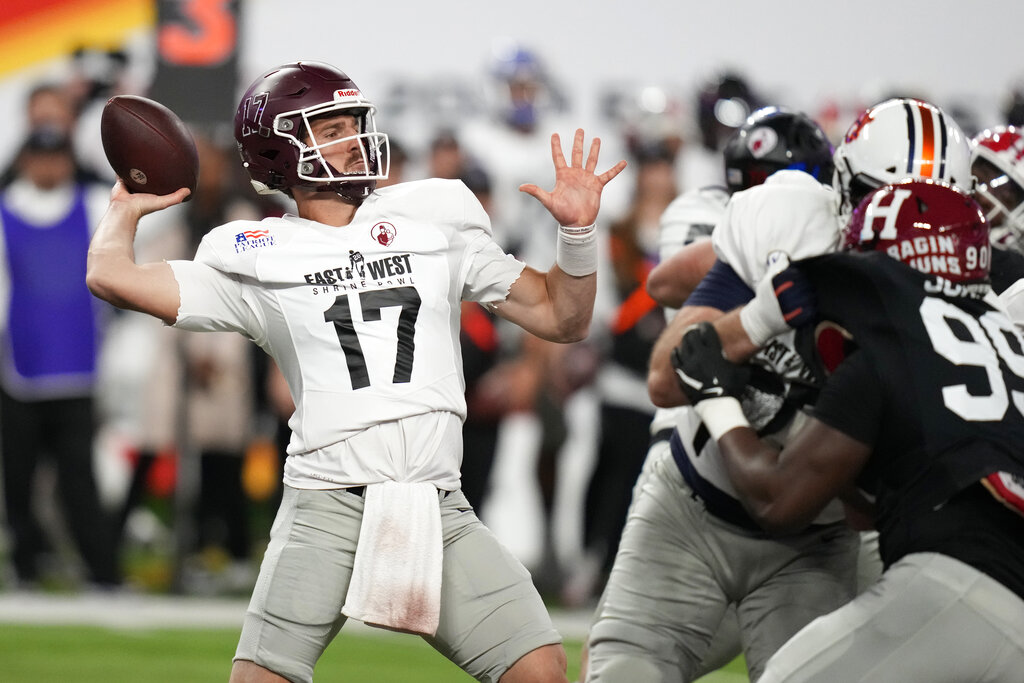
[0,187,99,389]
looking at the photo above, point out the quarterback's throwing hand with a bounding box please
[671,322,751,405]
[519,129,627,228]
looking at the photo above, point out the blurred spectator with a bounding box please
[1,83,103,187]
[422,130,509,515]
[69,47,138,184]
[567,144,675,605]
[1005,84,1024,127]
[113,130,264,594]
[679,71,762,190]
[0,126,121,589]
[462,42,572,256]
[181,330,258,593]
[462,49,589,589]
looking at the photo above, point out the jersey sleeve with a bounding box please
[658,186,729,261]
[685,259,754,310]
[808,350,881,446]
[168,237,262,340]
[456,182,526,303]
[711,171,841,288]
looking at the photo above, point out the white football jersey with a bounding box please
[169,179,525,489]
[998,278,1024,328]
[712,170,841,287]
[680,170,845,524]
[658,185,729,264]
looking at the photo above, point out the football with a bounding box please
[100,95,198,199]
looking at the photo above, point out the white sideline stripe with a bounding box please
[0,592,593,639]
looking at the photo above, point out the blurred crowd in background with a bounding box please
[2,39,1023,609]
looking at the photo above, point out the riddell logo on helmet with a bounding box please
[334,89,361,99]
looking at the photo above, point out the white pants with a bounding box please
[760,552,1024,682]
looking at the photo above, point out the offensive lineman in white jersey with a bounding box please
[586,108,849,683]
[86,61,625,683]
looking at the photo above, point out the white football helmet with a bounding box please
[833,98,972,216]
[972,125,1024,248]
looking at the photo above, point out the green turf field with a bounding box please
[0,624,749,682]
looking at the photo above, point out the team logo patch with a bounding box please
[371,222,396,246]
[747,127,779,159]
[234,228,275,253]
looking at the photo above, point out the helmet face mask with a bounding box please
[843,179,990,285]
[722,106,834,194]
[833,98,972,220]
[971,126,1024,249]
[234,61,390,203]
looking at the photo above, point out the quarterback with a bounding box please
[86,61,625,683]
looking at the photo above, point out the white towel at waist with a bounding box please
[341,481,443,636]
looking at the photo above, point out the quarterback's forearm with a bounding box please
[493,265,595,343]
[87,200,180,324]
[545,265,595,341]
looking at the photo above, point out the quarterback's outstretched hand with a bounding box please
[671,322,751,405]
[519,129,627,227]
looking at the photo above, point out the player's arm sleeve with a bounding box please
[167,248,262,341]
[685,259,755,310]
[808,350,882,445]
[457,183,527,303]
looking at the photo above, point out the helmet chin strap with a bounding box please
[333,180,374,205]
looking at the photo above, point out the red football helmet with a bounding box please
[843,179,990,283]
[234,61,389,203]
[972,125,1024,248]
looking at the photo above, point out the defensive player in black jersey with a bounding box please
[672,179,1024,682]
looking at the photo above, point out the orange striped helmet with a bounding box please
[833,98,971,217]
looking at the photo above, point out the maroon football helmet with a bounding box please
[234,61,389,203]
[843,179,990,283]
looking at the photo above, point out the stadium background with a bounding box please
[0,1,1021,681]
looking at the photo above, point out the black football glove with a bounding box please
[671,322,751,405]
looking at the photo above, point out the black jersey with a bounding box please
[792,252,1024,587]
[991,245,1024,295]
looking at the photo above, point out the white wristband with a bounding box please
[693,396,750,441]
[739,272,790,347]
[556,223,597,276]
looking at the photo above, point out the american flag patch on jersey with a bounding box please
[233,228,275,253]
[981,471,1024,518]
[236,229,270,242]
